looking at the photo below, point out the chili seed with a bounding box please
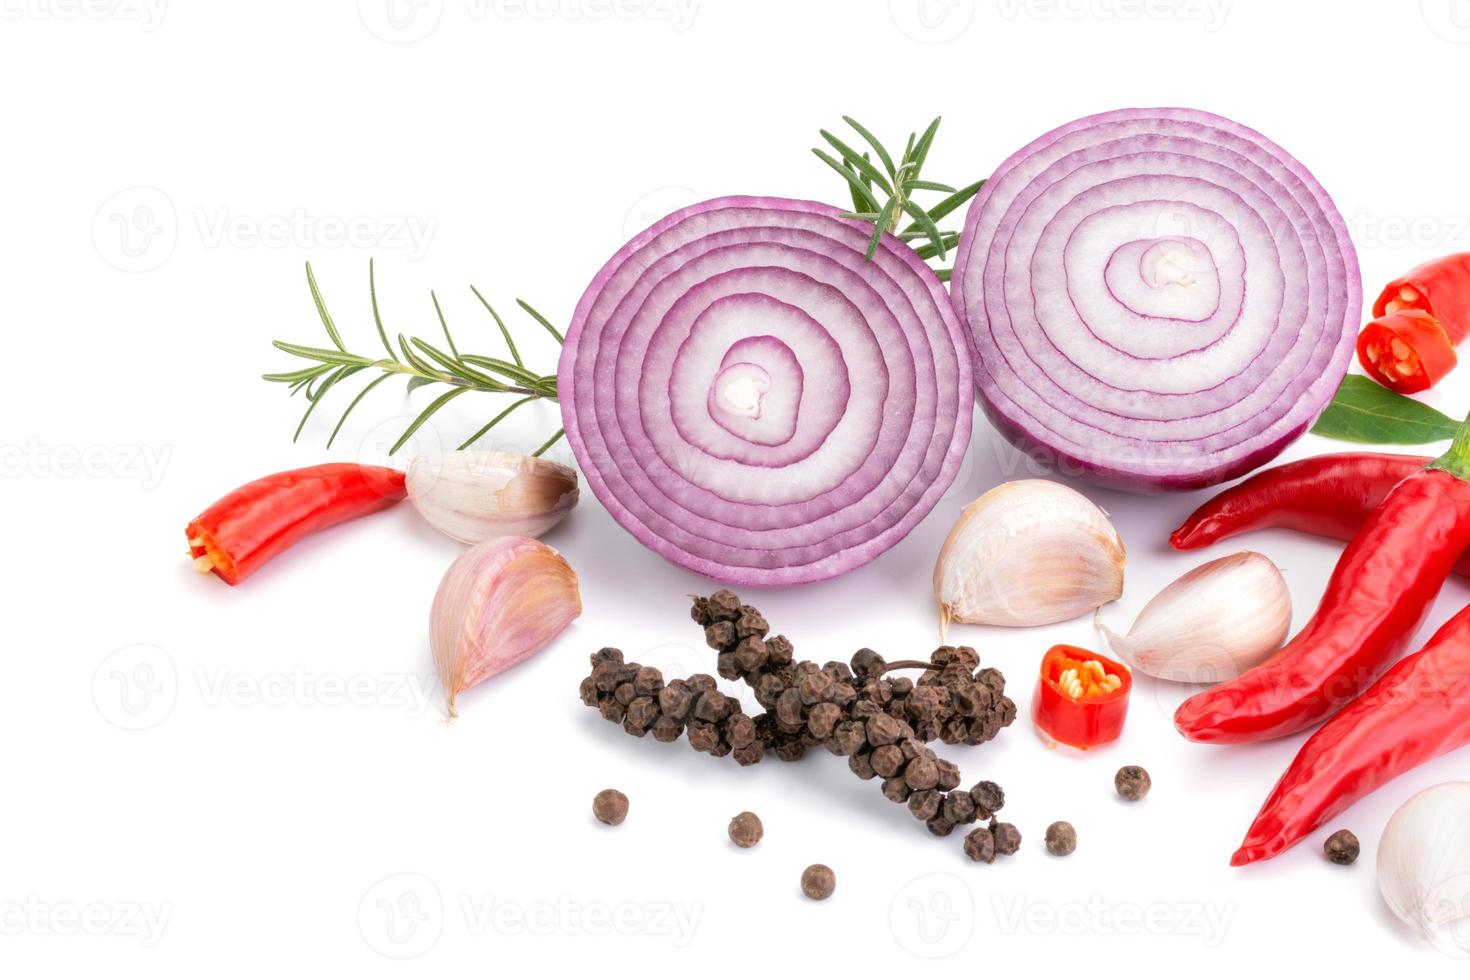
[728,811,764,848]
[1114,765,1151,801]
[801,864,836,900]
[1324,829,1359,866]
[1045,820,1076,856]
[592,789,628,826]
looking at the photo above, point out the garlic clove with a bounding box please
[1096,551,1290,684]
[933,480,1125,631]
[1378,782,1470,956]
[407,451,579,544]
[429,535,582,716]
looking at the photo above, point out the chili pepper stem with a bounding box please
[1428,410,1470,483]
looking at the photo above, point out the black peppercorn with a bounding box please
[1324,829,1359,865]
[728,811,764,848]
[801,864,836,900]
[963,826,997,863]
[991,820,1022,856]
[1045,821,1077,856]
[592,789,628,826]
[970,781,1005,819]
[1114,765,1151,801]
[908,789,942,821]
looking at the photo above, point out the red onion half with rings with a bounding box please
[951,107,1362,493]
[559,196,972,586]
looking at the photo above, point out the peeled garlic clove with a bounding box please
[430,535,582,716]
[407,451,578,544]
[1096,551,1290,684]
[1379,782,1470,956]
[933,480,1125,631]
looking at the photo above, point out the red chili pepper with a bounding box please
[1170,452,1470,578]
[1174,439,1470,743]
[1231,602,1470,865]
[1033,645,1131,749]
[1357,253,1470,392]
[186,464,406,586]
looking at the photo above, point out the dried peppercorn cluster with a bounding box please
[578,590,1018,845]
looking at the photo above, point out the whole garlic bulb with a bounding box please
[1097,551,1291,683]
[933,480,1125,631]
[430,535,582,716]
[407,451,578,543]
[1379,782,1470,956]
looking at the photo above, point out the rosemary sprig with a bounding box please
[812,116,983,278]
[266,261,565,456]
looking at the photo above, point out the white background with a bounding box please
[8,0,1470,974]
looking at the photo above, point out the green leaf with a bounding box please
[913,232,960,261]
[842,158,871,217]
[471,286,523,367]
[901,199,946,260]
[910,117,942,176]
[368,259,397,361]
[910,179,984,231]
[457,395,536,450]
[304,262,346,352]
[262,364,334,384]
[934,268,952,283]
[865,198,898,262]
[406,375,437,394]
[431,290,460,359]
[391,385,473,455]
[516,299,564,345]
[818,130,894,195]
[293,365,363,442]
[532,428,565,457]
[1310,375,1460,445]
[271,341,373,367]
[904,179,957,194]
[327,371,395,449]
[812,148,883,214]
[840,116,896,179]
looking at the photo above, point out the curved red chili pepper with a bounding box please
[1357,253,1470,392]
[1169,452,1470,579]
[1232,602,1470,865]
[186,464,406,586]
[1174,462,1470,743]
[1033,645,1131,750]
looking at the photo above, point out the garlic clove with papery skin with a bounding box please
[1379,782,1470,956]
[933,480,1125,632]
[429,535,582,717]
[1096,551,1291,684]
[407,451,578,544]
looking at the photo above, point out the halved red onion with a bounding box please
[559,196,972,586]
[951,107,1362,492]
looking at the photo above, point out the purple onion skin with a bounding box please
[953,107,1362,494]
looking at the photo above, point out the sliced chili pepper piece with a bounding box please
[1174,428,1470,744]
[1033,645,1131,749]
[1372,253,1470,342]
[186,463,406,586]
[1231,602,1470,866]
[1356,309,1456,394]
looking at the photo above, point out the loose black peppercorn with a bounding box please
[963,826,997,863]
[801,864,836,900]
[991,821,1022,856]
[728,811,764,848]
[1045,821,1077,856]
[579,592,1017,844]
[593,789,628,826]
[1324,829,1359,865]
[1114,765,1151,801]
